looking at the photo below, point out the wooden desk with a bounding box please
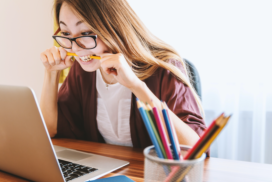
[1,138,272,182]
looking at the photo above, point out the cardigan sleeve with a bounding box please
[161,60,206,137]
[55,62,85,139]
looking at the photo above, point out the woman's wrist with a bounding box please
[45,69,60,76]
[130,79,145,93]
[45,69,60,79]
[130,79,157,105]
[44,69,61,86]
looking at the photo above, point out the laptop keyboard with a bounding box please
[58,159,98,182]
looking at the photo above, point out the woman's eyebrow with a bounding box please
[59,20,84,26]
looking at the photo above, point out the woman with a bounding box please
[40,0,206,149]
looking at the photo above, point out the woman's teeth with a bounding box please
[80,56,92,62]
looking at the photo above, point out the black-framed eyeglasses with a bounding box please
[52,35,98,49]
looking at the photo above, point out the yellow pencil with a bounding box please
[66,52,101,60]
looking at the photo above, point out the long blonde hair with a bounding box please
[54,0,203,115]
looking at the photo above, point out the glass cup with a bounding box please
[143,145,206,182]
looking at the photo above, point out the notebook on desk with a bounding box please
[0,85,129,182]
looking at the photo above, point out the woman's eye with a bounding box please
[81,31,93,36]
[60,32,70,36]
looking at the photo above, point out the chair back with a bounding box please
[184,59,202,100]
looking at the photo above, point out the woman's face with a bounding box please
[59,2,110,72]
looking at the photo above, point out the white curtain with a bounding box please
[203,82,272,164]
[122,0,272,164]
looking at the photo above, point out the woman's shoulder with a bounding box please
[143,59,189,94]
[152,58,188,81]
[165,58,187,76]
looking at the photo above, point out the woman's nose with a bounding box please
[71,41,82,52]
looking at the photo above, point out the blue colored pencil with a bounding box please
[161,101,180,160]
[164,102,182,159]
[136,99,170,175]
[136,99,164,158]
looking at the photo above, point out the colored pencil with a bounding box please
[146,103,159,132]
[143,103,167,159]
[166,114,231,182]
[136,99,170,175]
[173,116,231,182]
[163,102,183,159]
[136,99,164,159]
[150,101,173,160]
[195,115,230,158]
[161,102,180,160]
[137,98,231,181]
[184,113,224,160]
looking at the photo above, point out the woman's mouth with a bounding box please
[77,55,95,65]
[79,55,93,62]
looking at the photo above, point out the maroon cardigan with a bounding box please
[55,60,206,150]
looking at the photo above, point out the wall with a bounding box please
[0,0,54,100]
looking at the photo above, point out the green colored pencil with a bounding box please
[143,103,167,159]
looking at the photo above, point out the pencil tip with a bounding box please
[150,100,155,108]
[161,101,165,109]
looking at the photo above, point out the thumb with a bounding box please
[96,53,112,59]
[64,56,74,67]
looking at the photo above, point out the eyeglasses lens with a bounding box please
[55,37,71,49]
[76,37,96,49]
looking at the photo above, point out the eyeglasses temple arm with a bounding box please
[54,27,60,35]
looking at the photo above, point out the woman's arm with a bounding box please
[130,81,200,146]
[40,70,60,137]
[98,53,201,146]
[39,46,73,137]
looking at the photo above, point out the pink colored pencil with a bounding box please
[150,101,173,159]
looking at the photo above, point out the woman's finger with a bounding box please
[58,47,67,61]
[51,46,61,65]
[40,52,51,69]
[64,55,74,67]
[96,53,113,59]
[100,59,118,74]
[108,68,117,76]
[45,49,55,66]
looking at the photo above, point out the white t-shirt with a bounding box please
[96,69,133,147]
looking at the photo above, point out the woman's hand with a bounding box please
[98,53,142,89]
[40,46,74,72]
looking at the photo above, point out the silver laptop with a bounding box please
[0,85,129,182]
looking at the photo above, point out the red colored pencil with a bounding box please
[183,113,224,160]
